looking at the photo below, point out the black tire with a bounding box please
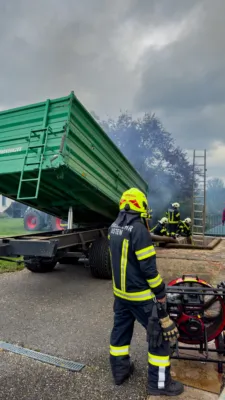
[24,257,57,273]
[24,210,44,231]
[89,237,112,279]
[49,216,64,231]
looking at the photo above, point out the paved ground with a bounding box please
[1,241,225,400]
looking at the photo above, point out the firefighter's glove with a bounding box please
[156,302,179,343]
[160,315,179,342]
[147,304,163,349]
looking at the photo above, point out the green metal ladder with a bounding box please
[17,126,51,200]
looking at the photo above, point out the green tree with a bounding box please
[96,112,193,221]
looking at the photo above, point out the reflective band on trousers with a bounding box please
[147,274,163,289]
[113,286,155,301]
[135,245,156,261]
[148,353,170,367]
[158,367,166,389]
[110,345,130,356]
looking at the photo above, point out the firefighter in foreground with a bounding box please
[108,188,184,397]
[166,202,180,238]
[151,217,168,236]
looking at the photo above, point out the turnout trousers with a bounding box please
[110,297,171,390]
[168,223,179,237]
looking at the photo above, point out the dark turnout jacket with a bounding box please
[108,211,165,302]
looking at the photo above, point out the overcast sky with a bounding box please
[0,0,224,181]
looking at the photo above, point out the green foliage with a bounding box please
[0,218,26,236]
[0,212,8,218]
[0,258,24,273]
[97,112,193,220]
[0,217,25,273]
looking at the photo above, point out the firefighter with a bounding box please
[222,207,225,226]
[166,202,180,238]
[151,217,168,236]
[108,188,184,397]
[177,218,192,244]
[177,218,191,237]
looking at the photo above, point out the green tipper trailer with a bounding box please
[0,91,147,223]
[0,91,148,278]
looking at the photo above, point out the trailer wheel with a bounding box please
[24,257,57,273]
[89,237,112,279]
[24,210,44,231]
[50,217,64,231]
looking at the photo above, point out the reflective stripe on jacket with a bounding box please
[152,223,168,236]
[177,221,191,237]
[166,208,180,224]
[108,211,165,302]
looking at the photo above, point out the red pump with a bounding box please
[166,275,225,372]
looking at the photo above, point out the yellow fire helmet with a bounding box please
[119,188,151,218]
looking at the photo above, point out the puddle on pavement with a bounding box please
[171,358,222,394]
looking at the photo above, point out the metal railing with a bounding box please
[205,214,225,236]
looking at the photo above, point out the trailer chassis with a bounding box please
[0,227,111,279]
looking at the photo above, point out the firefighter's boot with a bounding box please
[147,379,184,397]
[114,361,135,385]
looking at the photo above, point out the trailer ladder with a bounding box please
[191,149,207,245]
[17,126,52,200]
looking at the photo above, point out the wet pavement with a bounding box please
[0,241,225,399]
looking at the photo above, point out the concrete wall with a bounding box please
[177,235,214,246]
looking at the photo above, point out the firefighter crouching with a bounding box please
[151,217,168,236]
[108,188,184,397]
[166,202,180,238]
[177,218,192,244]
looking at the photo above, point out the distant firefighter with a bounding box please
[166,202,180,238]
[222,207,225,226]
[177,218,192,238]
[151,217,168,236]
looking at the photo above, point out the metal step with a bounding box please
[21,178,39,182]
[193,234,204,237]
[29,144,45,149]
[31,128,48,133]
[25,162,41,166]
